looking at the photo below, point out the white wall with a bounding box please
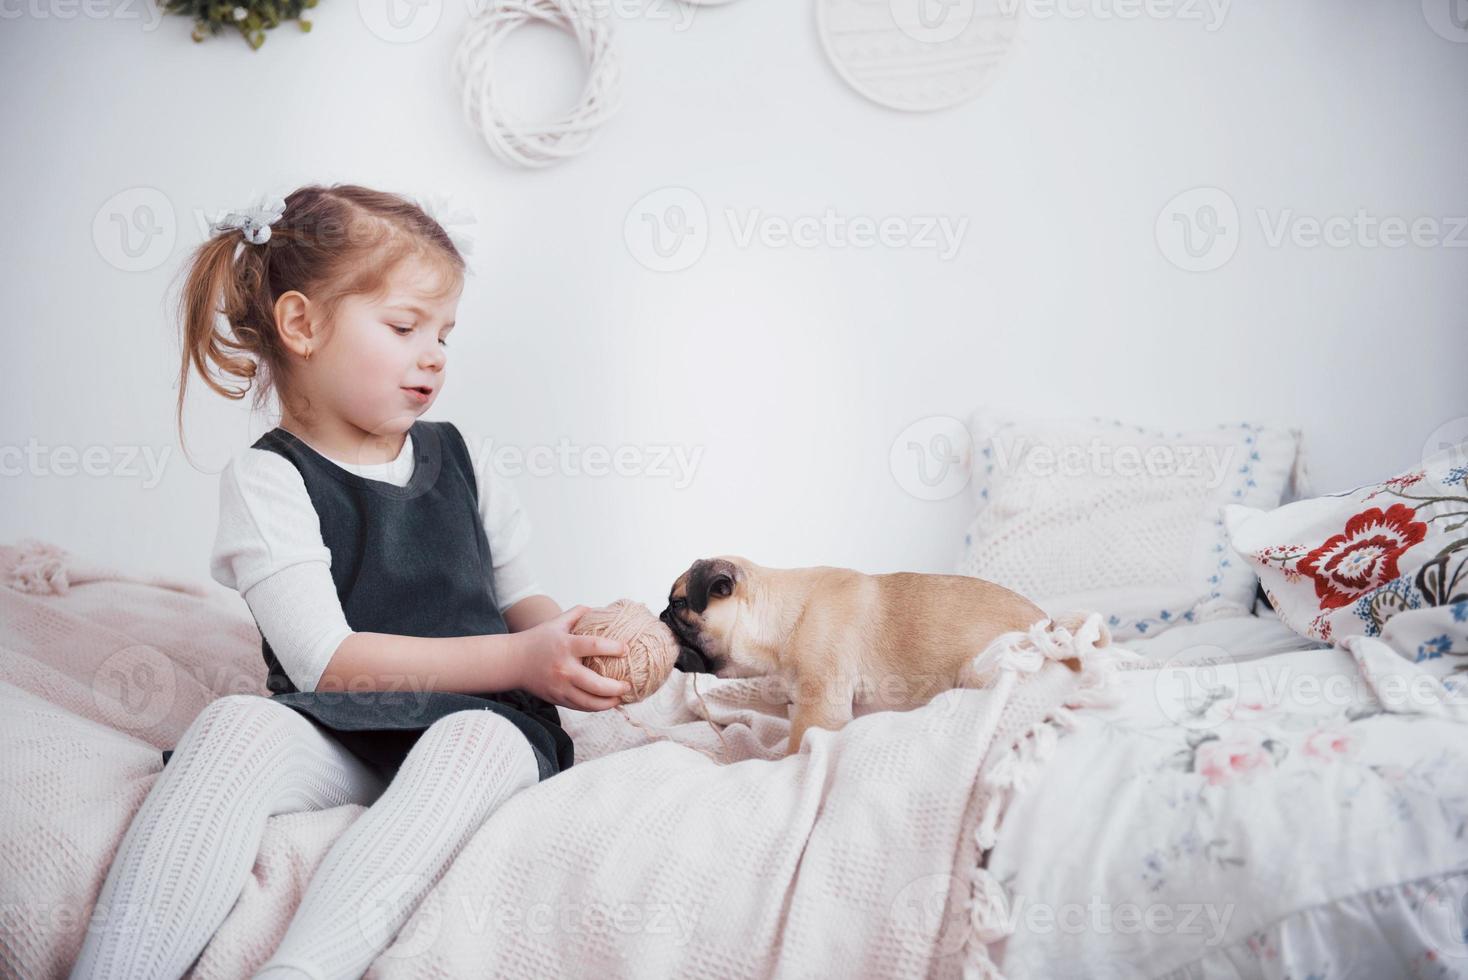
[2,0,1465,615]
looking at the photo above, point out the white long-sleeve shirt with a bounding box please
[209,424,540,693]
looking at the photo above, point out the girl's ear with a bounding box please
[273,289,318,359]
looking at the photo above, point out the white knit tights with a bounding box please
[69,694,542,980]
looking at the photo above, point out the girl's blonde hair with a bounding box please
[174,183,464,460]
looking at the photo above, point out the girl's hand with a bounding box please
[512,605,631,712]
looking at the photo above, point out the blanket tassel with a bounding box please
[959,614,1120,980]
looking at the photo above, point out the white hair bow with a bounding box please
[211,196,287,245]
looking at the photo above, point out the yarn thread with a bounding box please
[454,0,622,169]
[613,674,733,765]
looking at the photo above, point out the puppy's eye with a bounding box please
[710,576,733,599]
[670,597,686,610]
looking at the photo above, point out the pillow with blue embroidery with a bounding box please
[956,408,1302,642]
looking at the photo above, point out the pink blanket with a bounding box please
[0,539,1129,979]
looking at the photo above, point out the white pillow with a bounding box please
[956,408,1302,640]
[1225,447,1468,661]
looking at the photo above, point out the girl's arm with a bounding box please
[319,596,592,692]
[320,608,630,711]
[317,631,527,695]
[312,589,569,689]
[504,594,562,632]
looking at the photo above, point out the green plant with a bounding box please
[164,0,318,49]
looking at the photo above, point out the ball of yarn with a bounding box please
[572,599,678,703]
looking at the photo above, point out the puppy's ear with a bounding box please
[686,558,738,614]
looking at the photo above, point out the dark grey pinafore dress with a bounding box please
[161,420,573,784]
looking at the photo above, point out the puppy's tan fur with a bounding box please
[661,556,1083,756]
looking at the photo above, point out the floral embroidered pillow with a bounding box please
[1224,448,1468,656]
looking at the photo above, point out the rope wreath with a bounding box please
[454,0,623,169]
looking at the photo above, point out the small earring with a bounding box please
[304,347,312,361]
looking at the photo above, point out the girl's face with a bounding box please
[312,253,460,440]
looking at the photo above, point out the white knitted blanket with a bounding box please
[368,616,1135,980]
[0,539,1138,979]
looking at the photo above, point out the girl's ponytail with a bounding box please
[175,229,277,425]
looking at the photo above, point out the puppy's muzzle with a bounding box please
[659,607,715,674]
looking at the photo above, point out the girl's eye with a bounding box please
[390,324,412,336]
[439,338,449,348]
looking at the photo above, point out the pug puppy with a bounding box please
[660,557,1093,756]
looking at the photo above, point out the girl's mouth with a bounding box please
[402,386,432,404]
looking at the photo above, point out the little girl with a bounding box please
[70,184,631,980]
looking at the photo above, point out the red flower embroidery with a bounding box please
[1387,471,1425,491]
[1299,503,1428,609]
[1366,469,1425,500]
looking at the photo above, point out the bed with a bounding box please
[987,614,1468,978]
[2,537,1466,980]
